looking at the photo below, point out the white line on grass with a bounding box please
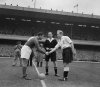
[57,60,100,63]
[32,61,47,87]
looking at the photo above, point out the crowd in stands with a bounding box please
[72,25,100,41]
[0,44,100,62]
[0,20,100,41]
[0,44,14,57]
[75,49,100,62]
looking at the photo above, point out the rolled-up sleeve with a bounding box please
[66,36,72,44]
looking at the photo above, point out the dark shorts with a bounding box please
[62,47,73,63]
[45,52,56,62]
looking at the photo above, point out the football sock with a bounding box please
[54,67,57,75]
[37,62,39,67]
[63,67,69,78]
[40,62,42,67]
[23,67,27,77]
[46,67,48,74]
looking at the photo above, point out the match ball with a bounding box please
[38,73,46,80]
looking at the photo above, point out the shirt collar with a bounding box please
[47,38,54,42]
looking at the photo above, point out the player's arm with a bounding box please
[34,38,46,54]
[70,42,76,55]
[66,37,76,55]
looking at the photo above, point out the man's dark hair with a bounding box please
[37,32,43,36]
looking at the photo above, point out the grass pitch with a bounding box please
[0,58,100,87]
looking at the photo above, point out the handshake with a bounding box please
[45,52,50,55]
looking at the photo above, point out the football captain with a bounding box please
[21,32,46,80]
[47,30,76,81]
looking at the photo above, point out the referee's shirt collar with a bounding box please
[47,38,54,42]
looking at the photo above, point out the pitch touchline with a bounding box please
[57,60,100,63]
[32,61,47,87]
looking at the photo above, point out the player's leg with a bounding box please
[45,61,49,75]
[29,52,33,66]
[63,63,69,80]
[62,47,72,81]
[21,45,32,80]
[36,52,40,67]
[51,52,58,76]
[18,53,22,66]
[19,57,22,66]
[37,57,39,67]
[28,52,33,66]
[40,62,43,67]
[22,58,31,80]
[22,58,28,77]
[12,52,17,66]
[45,55,50,75]
[38,54,44,67]
[37,62,39,67]
[52,61,59,76]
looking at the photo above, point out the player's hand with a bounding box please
[50,48,53,50]
[46,52,49,55]
[73,49,76,56]
[46,48,50,50]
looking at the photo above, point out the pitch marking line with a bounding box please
[58,60,100,63]
[32,61,47,87]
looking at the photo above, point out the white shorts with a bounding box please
[21,45,32,59]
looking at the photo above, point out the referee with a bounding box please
[47,30,76,81]
[44,32,58,76]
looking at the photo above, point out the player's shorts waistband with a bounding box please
[63,47,71,51]
[23,45,31,50]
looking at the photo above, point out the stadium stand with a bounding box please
[0,20,100,41]
[0,44,14,57]
[1,19,100,41]
[76,50,100,62]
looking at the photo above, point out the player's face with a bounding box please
[48,32,53,38]
[57,33,61,39]
[38,35,43,39]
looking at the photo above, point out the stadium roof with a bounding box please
[0,4,100,25]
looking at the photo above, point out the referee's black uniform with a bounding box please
[44,38,57,62]
[44,38,58,75]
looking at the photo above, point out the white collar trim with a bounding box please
[47,38,54,42]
